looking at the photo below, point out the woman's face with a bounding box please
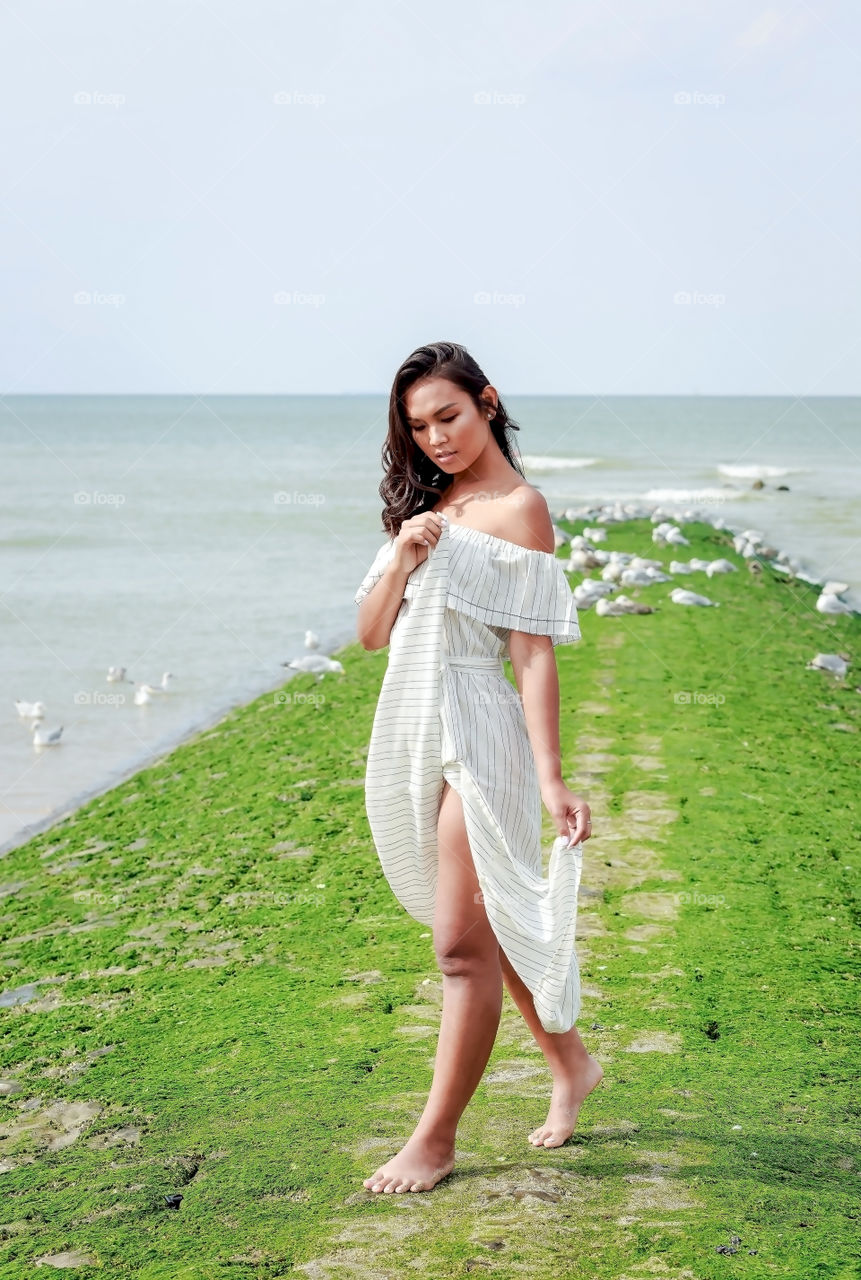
[404,377,497,475]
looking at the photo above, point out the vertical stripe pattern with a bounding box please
[355,514,584,1033]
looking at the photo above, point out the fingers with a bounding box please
[565,807,592,846]
[414,513,443,547]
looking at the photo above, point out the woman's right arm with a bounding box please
[356,512,443,651]
[356,560,413,650]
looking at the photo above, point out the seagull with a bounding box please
[596,595,656,616]
[133,685,154,705]
[582,527,607,542]
[566,549,603,571]
[806,653,849,679]
[822,581,849,597]
[620,568,655,587]
[138,672,175,695]
[595,597,627,616]
[669,560,694,574]
[304,630,320,651]
[706,559,737,577]
[573,581,616,610]
[614,593,656,615]
[665,526,691,547]
[106,666,131,683]
[816,592,852,615]
[31,722,63,746]
[689,558,713,571]
[629,556,665,570]
[669,587,719,607]
[283,655,345,676]
[573,579,615,602]
[15,699,46,719]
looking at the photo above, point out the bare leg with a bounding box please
[499,949,603,1147]
[363,779,503,1193]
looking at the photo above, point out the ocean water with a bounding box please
[1,394,858,854]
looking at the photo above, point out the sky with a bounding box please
[1,0,859,396]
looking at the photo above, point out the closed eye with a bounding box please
[411,416,456,431]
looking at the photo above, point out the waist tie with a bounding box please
[439,653,505,673]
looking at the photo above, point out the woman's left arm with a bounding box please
[509,630,592,847]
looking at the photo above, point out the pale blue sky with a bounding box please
[2,0,859,394]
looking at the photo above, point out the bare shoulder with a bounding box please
[504,485,556,554]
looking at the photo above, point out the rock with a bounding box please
[34,1249,99,1268]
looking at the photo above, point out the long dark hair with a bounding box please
[378,341,525,538]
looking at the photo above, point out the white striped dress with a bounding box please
[354,513,585,1034]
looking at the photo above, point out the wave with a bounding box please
[717,463,802,479]
[642,486,744,503]
[520,454,601,471]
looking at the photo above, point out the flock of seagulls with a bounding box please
[553,499,857,688]
[13,667,177,749]
[13,503,857,751]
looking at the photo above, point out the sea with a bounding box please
[1,394,858,855]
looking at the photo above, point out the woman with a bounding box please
[355,341,602,1195]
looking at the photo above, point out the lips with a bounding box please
[435,451,456,461]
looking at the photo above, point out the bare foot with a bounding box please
[363,1132,455,1194]
[528,1051,603,1148]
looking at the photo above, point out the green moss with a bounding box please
[0,517,857,1277]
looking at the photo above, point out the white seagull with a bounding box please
[669,587,719,607]
[806,653,849,679]
[15,699,46,719]
[106,666,131,683]
[31,722,63,746]
[304,630,320,651]
[596,594,656,617]
[816,592,852,616]
[284,655,345,676]
[137,672,175,695]
[706,559,737,577]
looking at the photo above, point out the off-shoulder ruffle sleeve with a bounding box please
[353,537,397,606]
[444,529,581,646]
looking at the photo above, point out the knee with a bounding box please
[434,935,500,979]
